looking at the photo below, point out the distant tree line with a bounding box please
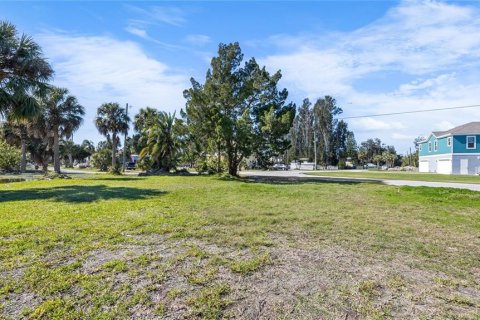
[1,20,415,175]
[288,97,356,167]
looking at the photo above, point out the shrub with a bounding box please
[194,156,228,174]
[137,156,153,171]
[0,140,21,172]
[91,149,111,171]
[108,163,122,175]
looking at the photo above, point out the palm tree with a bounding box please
[133,107,159,132]
[0,21,53,117]
[81,140,95,154]
[60,139,76,167]
[1,21,53,172]
[79,140,95,165]
[132,107,159,154]
[27,112,53,173]
[3,109,53,173]
[5,96,43,172]
[42,87,85,173]
[140,111,180,172]
[373,154,383,168]
[95,103,129,169]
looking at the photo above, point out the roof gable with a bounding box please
[435,122,480,136]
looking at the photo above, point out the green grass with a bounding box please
[1,175,479,319]
[306,170,480,184]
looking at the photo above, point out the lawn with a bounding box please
[306,170,480,184]
[0,175,479,319]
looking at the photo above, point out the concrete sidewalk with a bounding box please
[239,170,480,192]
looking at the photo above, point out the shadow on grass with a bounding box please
[0,184,165,203]
[222,174,380,185]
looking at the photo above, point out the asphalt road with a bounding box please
[238,170,480,192]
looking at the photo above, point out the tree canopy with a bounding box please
[41,87,85,173]
[95,102,130,170]
[183,42,295,175]
[0,21,53,117]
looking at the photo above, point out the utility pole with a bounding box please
[122,103,129,173]
[313,113,317,171]
[313,130,317,170]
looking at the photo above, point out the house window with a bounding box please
[434,140,438,152]
[467,136,476,149]
[419,144,422,151]
[428,142,432,152]
[447,137,452,147]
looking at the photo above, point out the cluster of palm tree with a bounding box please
[138,110,181,172]
[1,21,85,173]
[93,104,182,173]
[94,102,130,171]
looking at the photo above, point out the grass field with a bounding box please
[1,175,479,319]
[306,170,480,184]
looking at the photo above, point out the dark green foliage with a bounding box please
[59,139,92,167]
[184,42,295,175]
[132,107,159,154]
[0,20,53,117]
[289,98,314,162]
[139,111,182,172]
[95,103,129,169]
[289,96,354,166]
[91,141,112,171]
[358,138,397,166]
[0,139,21,171]
[40,87,85,173]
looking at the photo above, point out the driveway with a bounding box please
[239,170,480,192]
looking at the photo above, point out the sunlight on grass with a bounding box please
[306,170,480,184]
[0,175,479,318]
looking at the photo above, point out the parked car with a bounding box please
[272,163,290,171]
[126,162,136,170]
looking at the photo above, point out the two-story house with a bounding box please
[418,122,480,175]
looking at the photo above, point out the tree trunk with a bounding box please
[53,127,61,173]
[20,126,27,173]
[228,155,237,176]
[112,133,117,168]
[20,135,27,173]
[216,141,221,173]
[42,162,48,174]
[68,153,73,167]
[226,141,238,176]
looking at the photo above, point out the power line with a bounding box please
[338,104,480,120]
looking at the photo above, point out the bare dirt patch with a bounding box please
[2,234,479,319]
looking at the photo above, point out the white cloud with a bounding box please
[352,118,405,131]
[124,20,185,50]
[185,34,211,46]
[150,7,186,27]
[125,25,147,39]
[434,120,455,131]
[125,5,186,27]
[260,0,480,152]
[392,133,416,140]
[38,33,189,144]
[397,73,455,94]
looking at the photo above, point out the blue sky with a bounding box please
[3,0,480,153]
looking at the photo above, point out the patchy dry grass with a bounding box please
[0,175,479,319]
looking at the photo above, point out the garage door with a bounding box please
[419,161,429,173]
[437,159,452,174]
